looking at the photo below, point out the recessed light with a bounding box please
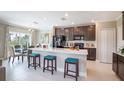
[55,24,58,26]
[28,28,32,31]
[72,22,74,25]
[65,13,68,17]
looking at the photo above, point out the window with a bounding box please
[9,32,31,48]
[40,33,49,44]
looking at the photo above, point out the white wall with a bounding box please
[31,30,38,46]
[8,26,30,34]
[0,24,8,58]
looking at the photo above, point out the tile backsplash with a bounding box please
[65,40,96,48]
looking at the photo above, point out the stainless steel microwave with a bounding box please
[73,35,84,40]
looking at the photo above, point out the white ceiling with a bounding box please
[0,11,121,31]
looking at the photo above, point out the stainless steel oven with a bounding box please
[74,43,84,49]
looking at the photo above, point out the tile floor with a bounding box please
[2,57,120,81]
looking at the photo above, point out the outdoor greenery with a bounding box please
[9,33,30,48]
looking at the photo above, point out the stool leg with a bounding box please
[39,56,41,67]
[47,59,49,70]
[28,56,30,68]
[55,58,57,71]
[22,55,23,62]
[77,62,79,77]
[76,63,78,81]
[43,58,45,72]
[67,62,69,74]
[51,60,53,75]
[64,62,66,78]
[33,57,36,70]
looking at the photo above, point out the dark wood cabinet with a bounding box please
[112,53,118,74]
[54,25,95,41]
[73,26,83,35]
[82,25,95,41]
[88,25,96,41]
[55,28,64,36]
[112,53,124,80]
[64,27,74,41]
[89,48,96,60]
[84,48,96,61]
[82,26,89,40]
[118,55,124,80]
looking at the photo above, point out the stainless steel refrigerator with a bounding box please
[53,35,66,48]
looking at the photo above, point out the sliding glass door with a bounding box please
[9,32,31,48]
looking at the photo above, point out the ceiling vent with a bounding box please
[61,17,67,21]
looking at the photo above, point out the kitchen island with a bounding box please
[30,48,88,78]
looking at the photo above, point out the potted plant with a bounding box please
[121,48,124,54]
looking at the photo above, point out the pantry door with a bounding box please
[99,28,116,63]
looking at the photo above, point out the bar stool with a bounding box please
[28,53,41,70]
[43,55,57,75]
[64,58,79,81]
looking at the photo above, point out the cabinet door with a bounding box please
[69,27,74,41]
[89,48,96,60]
[76,26,83,35]
[64,27,74,41]
[55,28,60,35]
[73,27,81,35]
[118,55,124,80]
[64,28,70,41]
[55,28,64,36]
[112,53,118,74]
[82,26,89,40]
[88,25,96,41]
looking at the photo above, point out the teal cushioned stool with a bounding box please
[31,53,40,57]
[65,58,79,63]
[28,53,41,70]
[43,55,57,75]
[64,58,79,81]
[44,55,56,60]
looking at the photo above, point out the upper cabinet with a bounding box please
[73,26,83,35]
[64,27,74,41]
[54,24,96,41]
[55,28,64,36]
[87,25,96,41]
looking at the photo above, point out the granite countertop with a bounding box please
[30,48,88,55]
[113,52,124,57]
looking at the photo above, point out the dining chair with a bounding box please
[8,46,23,63]
[14,45,21,53]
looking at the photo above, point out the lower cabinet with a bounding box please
[112,53,118,74]
[118,55,124,80]
[85,48,96,61]
[112,53,124,80]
